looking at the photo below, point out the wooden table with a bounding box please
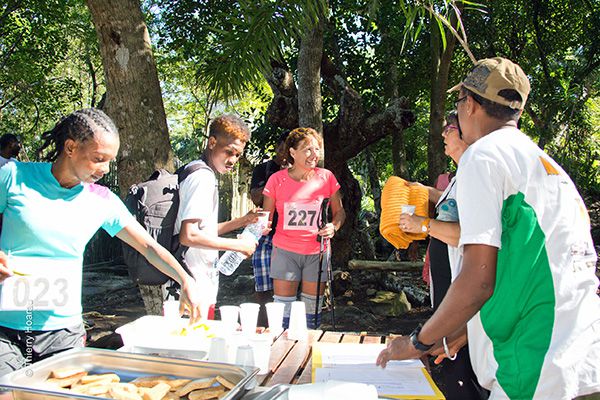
[257,329,390,387]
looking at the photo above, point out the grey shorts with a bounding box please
[270,246,327,282]
[0,323,86,377]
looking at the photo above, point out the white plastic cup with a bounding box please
[208,337,228,363]
[287,301,308,341]
[162,300,180,319]
[226,331,246,363]
[219,305,240,332]
[257,211,270,231]
[239,303,260,336]
[235,344,255,367]
[265,302,285,335]
[401,205,416,215]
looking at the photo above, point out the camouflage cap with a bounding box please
[448,57,530,110]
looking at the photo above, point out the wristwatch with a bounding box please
[421,218,431,233]
[409,324,434,352]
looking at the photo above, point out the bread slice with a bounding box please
[139,382,171,400]
[109,385,144,400]
[46,371,87,388]
[215,376,235,390]
[175,377,216,397]
[50,367,87,379]
[80,373,120,384]
[188,386,225,400]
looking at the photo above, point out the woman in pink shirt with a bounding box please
[263,127,345,328]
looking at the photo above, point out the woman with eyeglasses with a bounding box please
[398,112,488,400]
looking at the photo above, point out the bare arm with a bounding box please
[0,250,12,283]
[116,222,203,323]
[180,219,256,257]
[377,243,497,366]
[317,190,346,238]
[427,186,443,205]
[399,214,460,247]
[409,182,443,205]
[330,190,346,232]
[418,243,497,343]
[250,187,264,207]
[217,209,261,235]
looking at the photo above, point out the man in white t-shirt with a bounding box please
[174,115,258,319]
[377,58,599,399]
[0,134,21,167]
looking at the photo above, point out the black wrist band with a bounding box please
[409,324,434,352]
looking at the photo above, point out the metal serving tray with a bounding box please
[0,347,258,400]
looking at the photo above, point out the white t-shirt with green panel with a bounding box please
[456,127,600,399]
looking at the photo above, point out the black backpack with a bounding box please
[122,162,210,285]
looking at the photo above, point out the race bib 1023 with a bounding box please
[1,256,81,312]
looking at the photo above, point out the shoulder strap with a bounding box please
[176,159,213,184]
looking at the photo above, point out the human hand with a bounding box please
[399,214,425,234]
[0,251,13,283]
[317,222,336,239]
[376,336,422,368]
[242,209,261,227]
[237,236,258,258]
[178,277,203,325]
[261,220,272,236]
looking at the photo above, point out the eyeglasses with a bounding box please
[454,96,467,108]
[442,124,458,134]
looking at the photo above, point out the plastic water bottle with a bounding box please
[216,222,262,276]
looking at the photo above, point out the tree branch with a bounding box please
[264,61,299,129]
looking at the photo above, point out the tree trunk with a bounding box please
[266,40,415,270]
[327,160,362,269]
[384,52,408,179]
[428,16,457,184]
[364,146,381,216]
[86,0,174,195]
[297,19,324,134]
[392,128,408,178]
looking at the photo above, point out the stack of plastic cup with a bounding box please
[248,333,272,374]
[208,337,228,363]
[235,344,255,368]
[265,302,285,335]
[287,301,308,341]
[240,303,260,336]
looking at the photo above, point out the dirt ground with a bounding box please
[84,196,600,349]
[82,259,433,349]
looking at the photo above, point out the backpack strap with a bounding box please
[176,159,213,184]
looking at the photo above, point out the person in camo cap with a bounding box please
[377,57,599,400]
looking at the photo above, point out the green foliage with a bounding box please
[0,1,102,160]
[2,0,598,200]
[458,0,600,193]
[151,0,327,101]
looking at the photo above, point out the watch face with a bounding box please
[421,224,427,232]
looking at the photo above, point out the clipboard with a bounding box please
[311,343,444,400]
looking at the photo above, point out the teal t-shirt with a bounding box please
[0,162,133,330]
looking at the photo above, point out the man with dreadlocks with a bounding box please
[0,108,203,376]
